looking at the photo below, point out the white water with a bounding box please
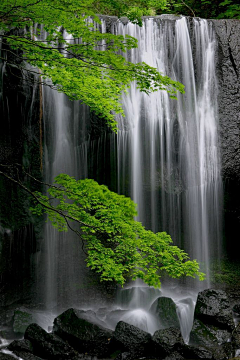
[33,17,222,341]
[115,16,222,278]
[111,16,222,339]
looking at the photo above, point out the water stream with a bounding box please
[36,16,222,341]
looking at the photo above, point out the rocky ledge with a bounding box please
[1,288,240,360]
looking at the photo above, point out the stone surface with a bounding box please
[8,339,33,353]
[163,352,184,360]
[0,353,20,360]
[13,308,34,334]
[184,345,213,359]
[110,321,152,357]
[211,19,240,181]
[53,308,113,357]
[152,327,185,358]
[150,297,180,329]
[194,289,234,330]
[189,319,218,347]
[25,323,80,360]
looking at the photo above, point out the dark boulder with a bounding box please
[25,323,80,360]
[150,297,180,329]
[8,339,33,353]
[183,345,213,359]
[110,321,152,357]
[0,354,21,360]
[163,352,184,360]
[7,339,45,359]
[152,327,184,358]
[53,308,113,357]
[211,342,235,360]
[184,341,235,360]
[189,319,218,347]
[194,289,234,331]
[232,323,240,347]
[114,352,133,360]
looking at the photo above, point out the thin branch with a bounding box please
[0,167,98,231]
[180,0,195,17]
[0,0,44,20]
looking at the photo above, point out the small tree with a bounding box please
[29,173,205,287]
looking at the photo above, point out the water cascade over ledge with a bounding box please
[36,16,223,341]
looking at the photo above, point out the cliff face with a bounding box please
[0,61,43,309]
[212,19,240,257]
[212,19,240,181]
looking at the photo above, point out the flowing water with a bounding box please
[36,16,222,341]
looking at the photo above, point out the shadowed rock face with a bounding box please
[211,19,240,259]
[211,19,240,181]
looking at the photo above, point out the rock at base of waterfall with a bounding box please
[184,341,235,360]
[150,297,180,329]
[53,308,113,357]
[189,318,218,347]
[110,321,152,357]
[152,327,184,358]
[8,339,33,353]
[24,323,80,360]
[114,351,133,360]
[13,308,34,334]
[232,323,240,347]
[183,345,214,359]
[189,318,231,347]
[163,351,185,360]
[194,289,234,331]
[0,353,23,360]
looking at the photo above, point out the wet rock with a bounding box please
[110,321,152,357]
[114,352,133,360]
[25,323,80,360]
[189,318,218,346]
[233,304,240,316]
[232,323,240,347]
[163,351,184,360]
[211,19,240,180]
[0,353,20,360]
[152,327,184,358]
[150,297,180,329]
[211,342,235,360]
[13,308,34,334]
[194,289,234,331]
[53,308,113,357]
[184,345,213,359]
[8,339,33,353]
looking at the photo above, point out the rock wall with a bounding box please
[212,19,240,181]
[212,19,240,257]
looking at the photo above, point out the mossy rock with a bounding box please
[13,308,34,334]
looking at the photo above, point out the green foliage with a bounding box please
[0,0,184,132]
[164,0,240,19]
[30,174,205,287]
[92,0,170,24]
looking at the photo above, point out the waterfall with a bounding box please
[35,16,222,339]
[108,16,223,339]
[115,16,222,281]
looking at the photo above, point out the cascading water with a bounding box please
[33,16,222,341]
[115,16,222,275]
[109,16,223,340]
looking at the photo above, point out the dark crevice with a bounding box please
[228,45,239,78]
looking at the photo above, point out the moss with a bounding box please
[210,259,240,285]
